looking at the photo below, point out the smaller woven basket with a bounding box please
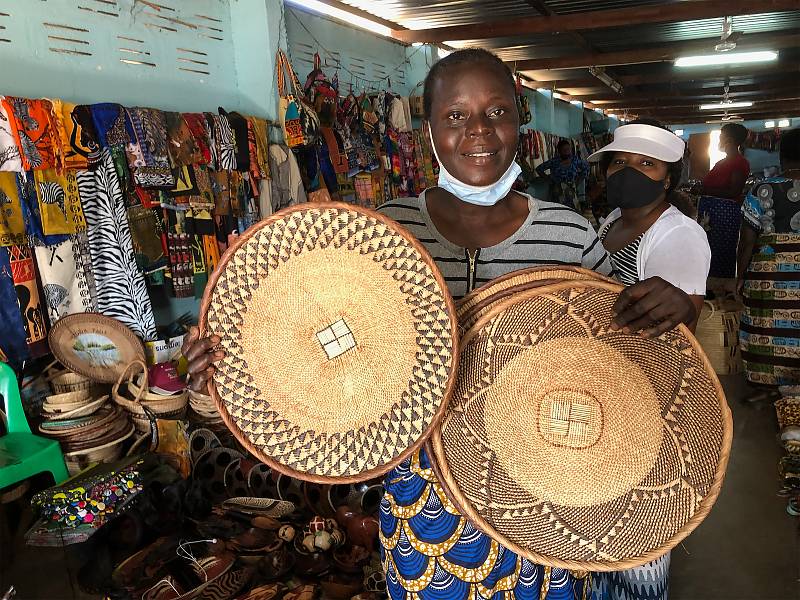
[112,360,188,431]
[49,370,95,394]
[44,390,93,406]
[695,298,743,375]
[776,397,800,430]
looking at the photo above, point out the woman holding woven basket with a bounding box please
[590,119,711,600]
[183,49,703,600]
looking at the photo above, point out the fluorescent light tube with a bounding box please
[286,0,392,37]
[764,120,775,128]
[552,92,562,99]
[675,51,777,68]
[570,100,583,106]
[699,101,753,110]
[778,119,791,128]
[674,129,684,136]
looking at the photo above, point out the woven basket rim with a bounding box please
[198,201,459,484]
[430,279,733,572]
[42,396,108,420]
[457,266,616,315]
[63,424,136,457]
[48,313,146,384]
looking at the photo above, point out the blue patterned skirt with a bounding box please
[697,195,741,279]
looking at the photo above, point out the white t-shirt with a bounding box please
[599,205,710,295]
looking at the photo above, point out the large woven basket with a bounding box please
[112,360,188,418]
[694,298,743,375]
[200,202,458,483]
[431,280,733,571]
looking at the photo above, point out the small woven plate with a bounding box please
[431,280,733,571]
[49,313,146,383]
[200,203,458,483]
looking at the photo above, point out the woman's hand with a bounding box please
[181,326,225,392]
[611,277,698,338]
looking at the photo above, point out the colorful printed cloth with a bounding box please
[740,177,800,386]
[70,105,102,170]
[182,113,213,166]
[0,245,29,366]
[8,244,48,357]
[0,97,24,171]
[698,195,741,279]
[18,171,70,247]
[249,117,271,179]
[0,172,26,246]
[1,97,60,171]
[33,168,83,236]
[130,108,174,189]
[90,103,129,150]
[164,111,203,167]
[34,232,97,321]
[381,449,594,600]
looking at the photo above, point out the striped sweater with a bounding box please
[378,192,613,299]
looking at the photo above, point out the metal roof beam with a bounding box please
[512,32,800,70]
[391,0,800,44]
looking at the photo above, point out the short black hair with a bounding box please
[599,118,684,196]
[557,139,571,150]
[779,128,800,167]
[721,123,748,149]
[423,48,517,120]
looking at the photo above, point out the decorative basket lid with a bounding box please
[48,313,146,383]
[200,203,458,483]
[431,281,732,571]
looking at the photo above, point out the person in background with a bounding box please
[536,138,590,211]
[698,123,751,280]
[183,49,701,600]
[590,118,710,600]
[737,127,800,390]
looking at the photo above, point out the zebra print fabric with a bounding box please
[210,114,237,171]
[81,149,156,340]
[34,232,97,322]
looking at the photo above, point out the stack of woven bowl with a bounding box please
[112,360,189,434]
[188,389,226,433]
[40,384,134,476]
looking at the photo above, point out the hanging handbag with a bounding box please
[276,50,320,148]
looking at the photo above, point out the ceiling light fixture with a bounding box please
[700,100,753,110]
[674,129,685,136]
[552,92,562,99]
[570,100,583,106]
[536,88,550,93]
[675,50,778,68]
[779,119,791,128]
[764,120,776,128]
[285,0,393,37]
[588,66,624,95]
[594,107,604,113]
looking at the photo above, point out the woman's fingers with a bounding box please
[183,334,222,363]
[188,366,216,392]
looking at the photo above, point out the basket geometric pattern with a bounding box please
[433,283,732,570]
[205,205,455,481]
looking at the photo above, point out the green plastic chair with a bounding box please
[0,362,69,490]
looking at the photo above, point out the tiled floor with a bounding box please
[2,376,799,599]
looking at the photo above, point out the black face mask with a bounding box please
[606,167,667,209]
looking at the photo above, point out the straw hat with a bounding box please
[49,313,146,383]
[200,202,457,483]
[431,280,732,571]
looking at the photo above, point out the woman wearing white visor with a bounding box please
[592,119,711,332]
[588,120,710,600]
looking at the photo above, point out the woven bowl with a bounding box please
[431,280,733,571]
[44,390,93,406]
[49,370,95,394]
[42,396,108,421]
[63,424,136,475]
[200,202,458,483]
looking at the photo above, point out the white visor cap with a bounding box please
[588,124,686,163]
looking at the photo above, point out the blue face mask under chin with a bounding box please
[430,135,522,207]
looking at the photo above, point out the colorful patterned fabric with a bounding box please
[0,97,24,171]
[183,113,213,166]
[70,105,102,170]
[740,177,800,386]
[590,555,670,600]
[33,168,83,236]
[381,448,593,600]
[164,111,202,167]
[0,245,29,367]
[697,195,741,279]
[34,233,97,321]
[1,97,60,171]
[9,244,48,357]
[0,172,26,246]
